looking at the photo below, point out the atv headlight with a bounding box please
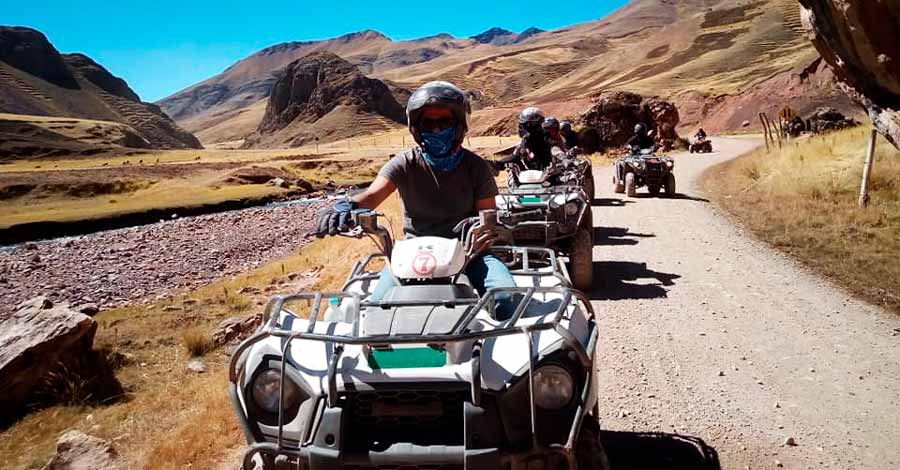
[533,365,574,409]
[564,201,580,216]
[666,160,674,169]
[252,369,301,414]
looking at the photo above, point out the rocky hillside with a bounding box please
[242,52,405,148]
[0,26,201,154]
[159,0,859,144]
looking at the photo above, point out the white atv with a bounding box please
[496,164,594,293]
[229,210,609,470]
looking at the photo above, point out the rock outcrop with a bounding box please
[806,107,859,134]
[42,431,123,470]
[0,26,202,152]
[0,297,94,415]
[799,1,900,148]
[213,314,261,346]
[244,52,405,148]
[577,91,683,153]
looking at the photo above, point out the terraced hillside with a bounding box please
[159,0,854,144]
[0,26,201,155]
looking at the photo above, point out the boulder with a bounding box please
[42,430,123,470]
[0,296,120,421]
[576,91,683,153]
[213,314,262,346]
[799,1,900,148]
[0,297,95,412]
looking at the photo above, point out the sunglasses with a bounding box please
[420,116,457,132]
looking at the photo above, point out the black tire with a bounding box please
[665,173,676,197]
[577,417,611,470]
[581,205,593,231]
[648,185,660,196]
[612,172,625,194]
[567,227,594,292]
[584,174,595,202]
[624,172,636,197]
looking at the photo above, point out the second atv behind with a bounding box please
[496,160,594,292]
[613,147,676,198]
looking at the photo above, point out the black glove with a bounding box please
[314,199,358,237]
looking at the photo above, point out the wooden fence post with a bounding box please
[759,113,770,151]
[858,129,878,208]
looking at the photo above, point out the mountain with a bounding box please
[470,27,517,46]
[243,52,405,148]
[159,0,857,144]
[0,26,201,153]
[515,27,546,43]
[157,30,473,144]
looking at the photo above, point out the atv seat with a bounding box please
[380,283,478,303]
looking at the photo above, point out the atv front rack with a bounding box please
[228,278,598,468]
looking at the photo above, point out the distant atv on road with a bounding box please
[689,138,713,154]
[613,147,676,197]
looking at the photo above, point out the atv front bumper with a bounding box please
[233,391,583,470]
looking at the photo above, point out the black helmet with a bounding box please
[634,123,647,134]
[407,81,470,148]
[542,117,560,132]
[560,120,572,132]
[518,106,545,125]
[518,106,545,138]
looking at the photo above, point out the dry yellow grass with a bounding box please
[703,127,900,312]
[0,195,403,469]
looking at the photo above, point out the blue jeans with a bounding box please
[369,254,518,319]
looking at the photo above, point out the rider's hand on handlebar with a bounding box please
[467,224,499,258]
[314,199,361,237]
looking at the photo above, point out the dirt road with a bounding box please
[590,138,900,470]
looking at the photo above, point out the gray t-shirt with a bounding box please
[378,147,498,238]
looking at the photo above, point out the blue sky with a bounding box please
[4,0,627,102]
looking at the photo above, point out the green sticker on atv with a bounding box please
[518,196,542,203]
[367,347,447,369]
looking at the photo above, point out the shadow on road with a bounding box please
[594,227,655,246]
[592,197,634,207]
[601,431,721,470]
[630,193,710,203]
[590,261,681,301]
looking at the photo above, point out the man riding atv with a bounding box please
[614,123,676,197]
[626,122,656,154]
[689,127,713,153]
[507,106,564,171]
[560,120,579,149]
[695,127,707,141]
[315,80,516,315]
[542,116,568,153]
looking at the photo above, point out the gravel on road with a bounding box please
[590,138,900,470]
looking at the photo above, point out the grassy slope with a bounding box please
[0,196,403,469]
[0,135,518,229]
[703,127,900,312]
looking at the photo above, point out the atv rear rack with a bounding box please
[229,280,598,467]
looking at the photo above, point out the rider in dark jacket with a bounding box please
[626,123,656,153]
[560,120,578,149]
[510,106,554,171]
